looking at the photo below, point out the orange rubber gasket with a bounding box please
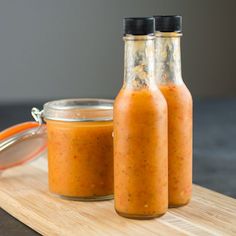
[0,122,39,141]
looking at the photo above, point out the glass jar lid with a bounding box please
[0,122,47,171]
[43,98,113,122]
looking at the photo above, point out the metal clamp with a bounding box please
[31,107,44,125]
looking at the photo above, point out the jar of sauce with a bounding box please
[154,16,193,207]
[114,18,168,219]
[43,99,114,201]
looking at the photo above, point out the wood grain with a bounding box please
[0,157,236,236]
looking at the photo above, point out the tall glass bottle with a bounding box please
[154,16,193,207]
[114,17,168,219]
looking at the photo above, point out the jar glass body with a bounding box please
[44,99,114,201]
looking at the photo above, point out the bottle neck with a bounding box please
[155,32,183,85]
[123,35,156,90]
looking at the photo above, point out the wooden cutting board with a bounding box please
[0,156,236,236]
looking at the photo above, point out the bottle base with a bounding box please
[169,199,190,208]
[115,209,166,220]
[51,193,114,202]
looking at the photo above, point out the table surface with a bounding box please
[0,99,236,235]
[1,157,236,235]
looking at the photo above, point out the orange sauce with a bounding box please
[47,120,113,199]
[160,83,192,207]
[114,88,168,218]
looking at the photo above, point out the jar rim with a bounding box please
[43,98,113,122]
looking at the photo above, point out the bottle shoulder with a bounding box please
[159,83,192,108]
[114,87,167,111]
[160,82,191,97]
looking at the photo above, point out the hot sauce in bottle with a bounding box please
[114,17,168,219]
[154,16,193,207]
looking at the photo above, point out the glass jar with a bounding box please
[43,98,114,201]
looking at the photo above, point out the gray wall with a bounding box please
[0,0,235,103]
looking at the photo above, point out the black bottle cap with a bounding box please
[153,15,182,32]
[123,17,154,35]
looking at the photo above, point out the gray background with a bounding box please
[0,0,236,104]
[0,1,236,235]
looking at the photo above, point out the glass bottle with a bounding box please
[114,17,168,219]
[154,15,193,207]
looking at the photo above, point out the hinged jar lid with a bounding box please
[0,108,47,171]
